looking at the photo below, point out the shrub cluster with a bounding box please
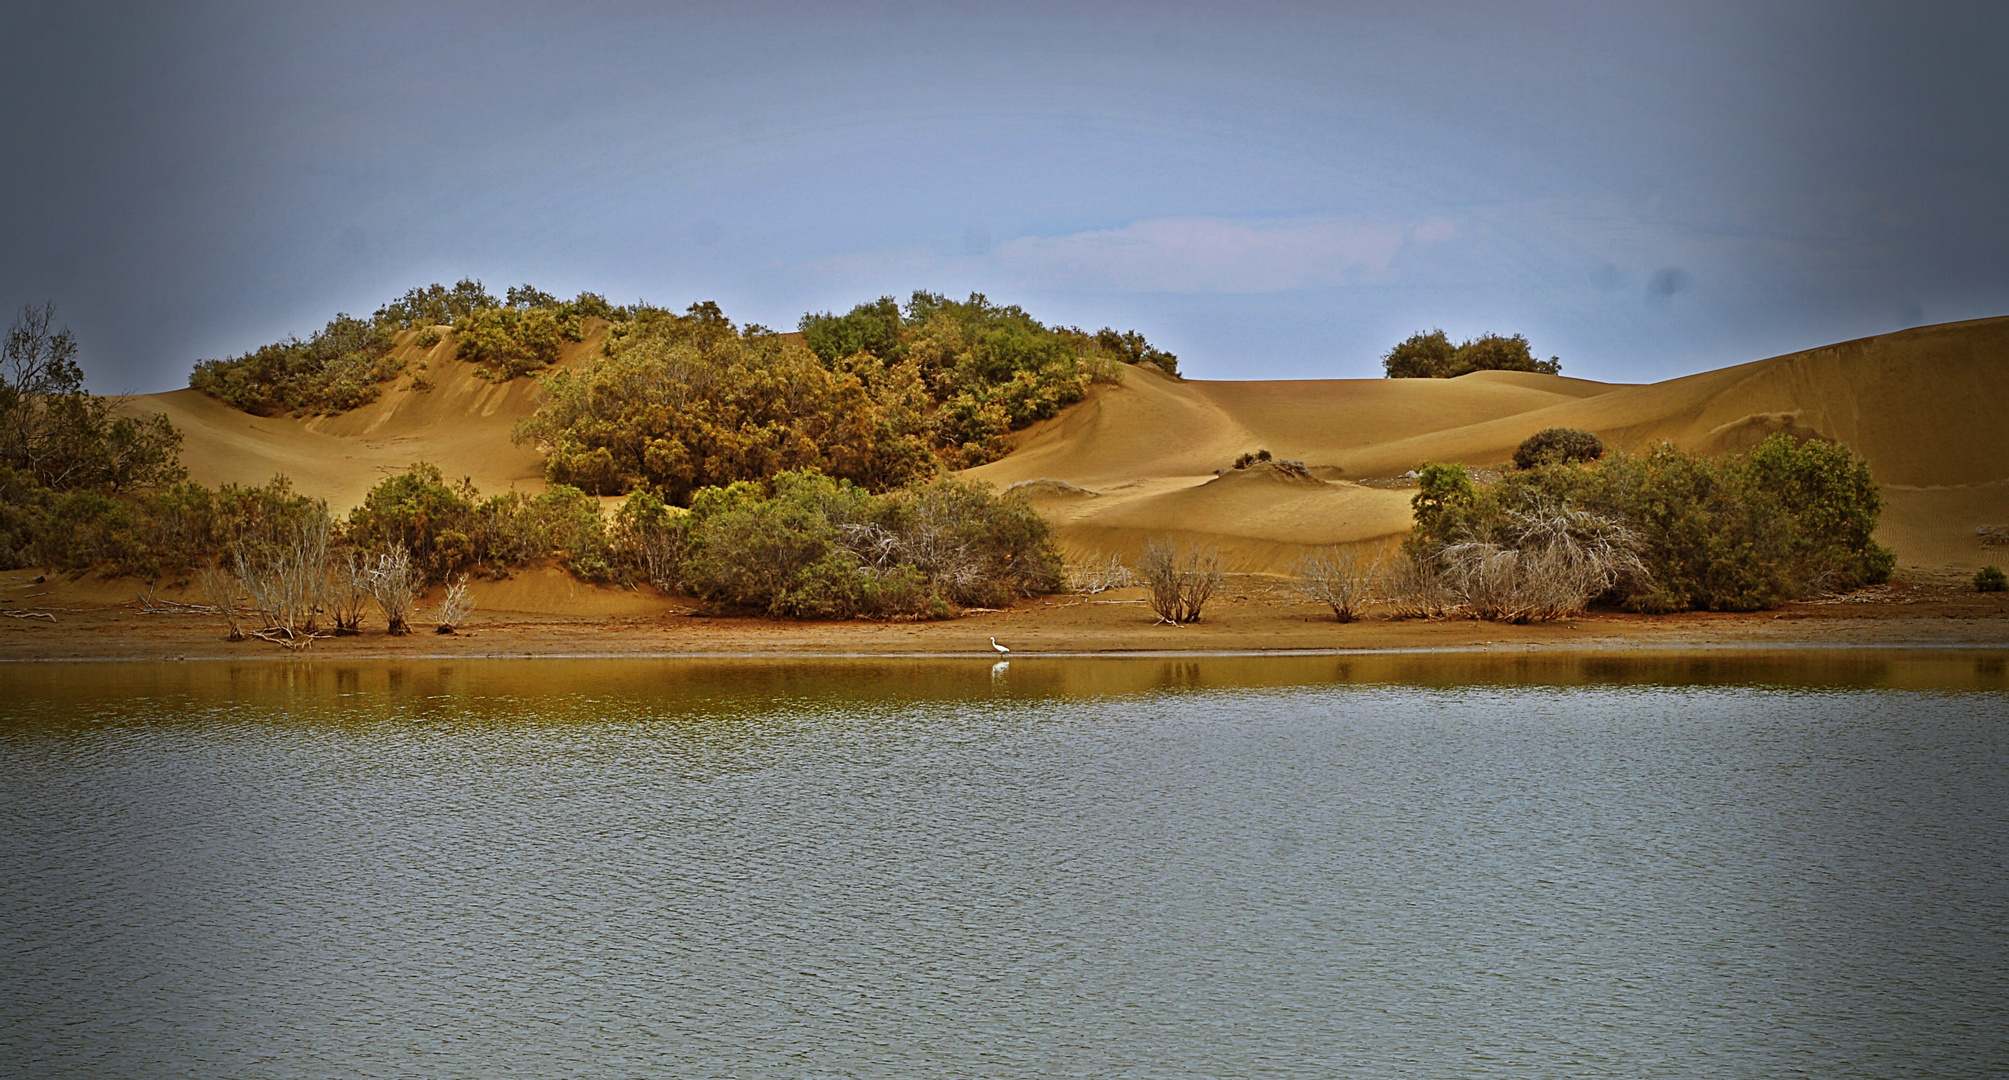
[1384,330,1561,378]
[516,303,937,502]
[1407,434,1894,613]
[518,294,1176,502]
[799,291,1174,466]
[190,280,627,414]
[1513,428,1604,469]
[1977,566,2006,593]
[453,290,621,382]
[669,471,1063,618]
[343,463,616,584]
[2,303,187,569]
[190,313,402,415]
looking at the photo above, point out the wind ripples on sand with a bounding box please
[2,677,2006,1077]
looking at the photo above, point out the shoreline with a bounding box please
[4,572,2006,664]
[6,641,2009,664]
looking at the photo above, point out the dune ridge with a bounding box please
[127,316,2009,578]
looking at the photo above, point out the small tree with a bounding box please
[367,545,418,634]
[1977,566,2007,593]
[232,514,332,647]
[3,303,184,492]
[1137,539,1223,624]
[1383,329,1560,378]
[435,575,473,633]
[328,549,371,634]
[1292,546,1379,622]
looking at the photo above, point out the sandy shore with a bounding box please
[5,570,2005,662]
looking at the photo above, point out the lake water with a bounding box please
[3,653,2007,1078]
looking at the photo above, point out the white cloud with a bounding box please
[994,216,1411,293]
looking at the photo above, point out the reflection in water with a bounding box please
[1,655,2006,1077]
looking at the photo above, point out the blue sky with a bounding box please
[4,1,2005,390]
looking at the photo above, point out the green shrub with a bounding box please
[795,291,1175,469]
[1513,428,1604,469]
[517,303,938,502]
[343,464,618,583]
[190,313,401,415]
[1977,566,2007,592]
[454,305,580,381]
[191,281,623,415]
[0,464,51,569]
[1384,329,1561,378]
[674,470,1057,618]
[6,303,185,493]
[1408,434,1891,612]
[610,489,685,590]
[373,280,499,329]
[342,463,480,583]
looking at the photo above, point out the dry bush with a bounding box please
[232,515,331,647]
[1137,539,1223,624]
[367,545,418,635]
[1292,546,1380,622]
[434,574,473,633]
[1380,554,1455,619]
[1439,502,1648,623]
[328,550,371,634]
[198,564,245,642]
[1067,552,1138,594]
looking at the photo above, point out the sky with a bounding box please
[3,0,2006,392]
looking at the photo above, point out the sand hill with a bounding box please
[125,322,610,512]
[125,316,2009,577]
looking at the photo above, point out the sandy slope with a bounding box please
[123,322,609,512]
[967,318,2009,573]
[122,316,2009,587]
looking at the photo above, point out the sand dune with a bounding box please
[969,317,2009,572]
[124,322,608,511]
[125,315,2009,579]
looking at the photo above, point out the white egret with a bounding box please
[990,636,1010,656]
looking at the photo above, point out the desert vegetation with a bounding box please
[1512,428,1604,469]
[1136,539,1224,623]
[1397,434,1892,618]
[191,284,1177,492]
[670,471,1063,618]
[517,292,1178,500]
[1291,546,1379,622]
[189,279,628,414]
[1383,329,1561,378]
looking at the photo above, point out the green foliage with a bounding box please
[190,312,402,415]
[191,280,624,415]
[1409,435,1891,612]
[342,463,618,583]
[789,291,1175,471]
[517,302,937,503]
[801,296,908,364]
[1409,463,1477,540]
[676,470,1061,618]
[1974,566,2005,592]
[1384,329,1561,378]
[3,303,185,494]
[1083,326,1180,377]
[1514,428,1605,470]
[452,288,618,382]
[1745,434,1894,592]
[33,475,327,579]
[373,279,498,329]
[453,306,572,380]
[0,464,51,569]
